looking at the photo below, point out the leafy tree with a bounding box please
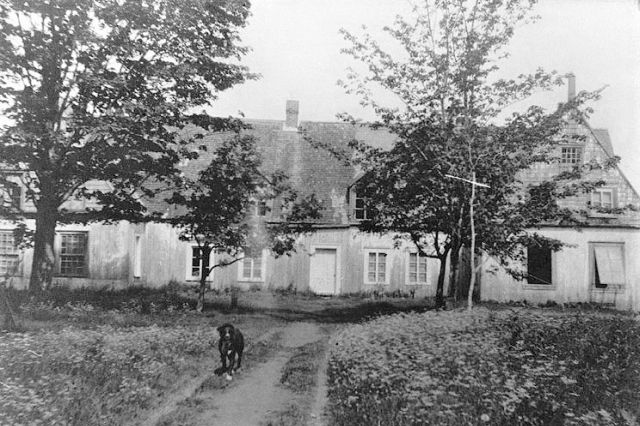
[167,133,322,312]
[338,0,615,308]
[0,0,255,291]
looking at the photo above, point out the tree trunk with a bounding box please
[196,246,212,313]
[29,201,58,293]
[0,284,18,331]
[447,243,461,300]
[435,253,448,309]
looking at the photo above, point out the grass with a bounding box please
[0,286,423,425]
[279,340,324,392]
[327,307,640,425]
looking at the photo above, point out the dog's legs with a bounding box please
[220,353,228,375]
[225,354,235,381]
[236,349,243,371]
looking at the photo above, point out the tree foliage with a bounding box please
[167,133,323,311]
[0,0,255,290]
[338,0,615,308]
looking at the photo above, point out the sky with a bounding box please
[207,0,640,191]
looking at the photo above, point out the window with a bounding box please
[591,243,625,289]
[256,200,268,217]
[526,245,552,285]
[591,188,615,209]
[354,195,375,220]
[560,147,582,164]
[365,251,389,284]
[238,249,264,281]
[1,182,20,209]
[0,231,19,276]
[408,252,428,285]
[186,245,213,281]
[58,233,87,277]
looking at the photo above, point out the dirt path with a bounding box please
[146,321,332,426]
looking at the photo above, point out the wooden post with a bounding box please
[467,171,476,310]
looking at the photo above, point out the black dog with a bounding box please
[215,323,244,380]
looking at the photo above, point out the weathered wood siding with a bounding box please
[481,226,640,311]
[1,220,134,289]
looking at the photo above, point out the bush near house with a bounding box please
[327,308,640,425]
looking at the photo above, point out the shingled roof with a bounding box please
[141,110,396,225]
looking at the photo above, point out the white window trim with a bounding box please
[589,242,625,291]
[560,146,583,165]
[590,188,615,209]
[405,251,430,285]
[185,245,214,282]
[55,231,89,278]
[0,229,21,277]
[523,246,557,290]
[237,249,267,282]
[364,249,391,285]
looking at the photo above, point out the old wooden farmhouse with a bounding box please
[2,80,640,310]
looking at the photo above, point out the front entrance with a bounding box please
[309,248,338,295]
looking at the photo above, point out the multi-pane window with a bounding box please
[366,251,388,284]
[191,246,203,279]
[240,250,263,281]
[591,189,614,209]
[560,147,582,164]
[58,233,87,276]
[526,245,552,285]
[0,232,19,276]
[408,252,428,284]
[591,243,625,289]
[186,245,213,281]
[354,195,371,220]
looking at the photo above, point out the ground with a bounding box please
[138,321,336,426]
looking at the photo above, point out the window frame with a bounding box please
[560,146,583,165]
[185,244,214,282]
[524,245,554,288]
[237,248,267,282]
[590,188,616,209]
[56,232,88,278]
[350,186,373,221]
[406,251,429,285]
[364,249,391,285]
[589,242,625,291]
[0,230,21,277]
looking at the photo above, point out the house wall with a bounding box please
[205,227,448,297]
[481,226,640,311]
[1,220,134,290]
[136,224,448,298]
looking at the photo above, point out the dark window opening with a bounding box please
[527,245,552,285]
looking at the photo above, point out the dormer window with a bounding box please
[354,195,371,220]
[560,147,582,165]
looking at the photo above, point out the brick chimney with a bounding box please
[284,100,299,131]
[567,73,576,101]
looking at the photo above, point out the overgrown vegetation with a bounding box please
[0,321,215,425]
[328,308,640,425]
